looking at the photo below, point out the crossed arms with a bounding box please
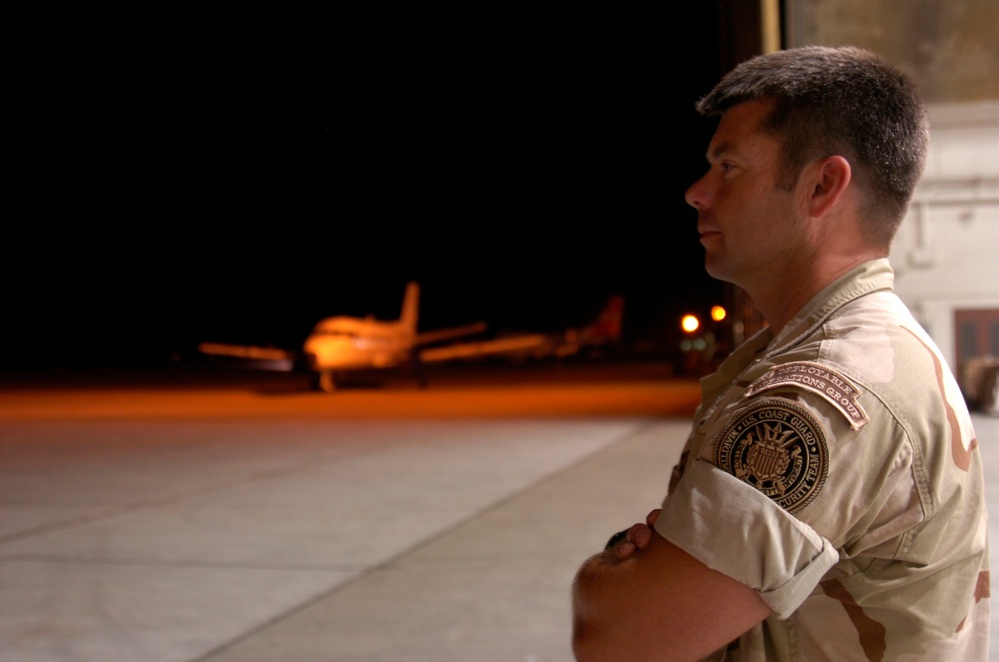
[571,509,771,661]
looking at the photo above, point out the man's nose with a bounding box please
[684,172,711,210]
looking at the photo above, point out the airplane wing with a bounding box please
[417,334,549,363]
[198,342,298,371]
[413,322,488,346]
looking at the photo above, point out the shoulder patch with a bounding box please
[744,361,870,429]
[714,398,828,514]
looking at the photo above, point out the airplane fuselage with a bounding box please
[302,316,415,372]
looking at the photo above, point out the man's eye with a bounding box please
[720,162,735,173]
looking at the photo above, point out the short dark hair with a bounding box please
[695,45,929,247]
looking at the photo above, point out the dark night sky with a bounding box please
[7,14,730,369]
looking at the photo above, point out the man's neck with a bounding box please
[747,252,882,336]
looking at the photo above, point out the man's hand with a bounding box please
[605,508,661,560]
[573,507,770,660]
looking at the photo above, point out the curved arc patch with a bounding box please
[744,361,869,429]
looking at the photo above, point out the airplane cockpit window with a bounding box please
[313,328,360,339]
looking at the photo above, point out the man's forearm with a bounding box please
[571,549,635,661]
[570,519,770,661]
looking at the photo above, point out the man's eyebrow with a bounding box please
[706,141,733,162]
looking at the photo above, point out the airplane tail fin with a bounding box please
[400,282,420,335]
[583,295,624,344]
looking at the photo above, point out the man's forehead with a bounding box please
[706,99,776,159]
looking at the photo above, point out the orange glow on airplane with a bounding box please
[201,283,485,392]
[199,283,627,392]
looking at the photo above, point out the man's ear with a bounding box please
[806,155,852,219]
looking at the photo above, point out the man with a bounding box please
[571,46,990,661]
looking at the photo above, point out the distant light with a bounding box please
[681,314,700,333]
[711,306,727,322]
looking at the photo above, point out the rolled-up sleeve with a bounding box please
[655,459,839,619]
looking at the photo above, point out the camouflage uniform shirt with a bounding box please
[655,259,990,661]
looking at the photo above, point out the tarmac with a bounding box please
[1,365,997,661]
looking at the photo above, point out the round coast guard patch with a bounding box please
[713,398,828,514]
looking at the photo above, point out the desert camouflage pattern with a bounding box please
[656,259,990,661]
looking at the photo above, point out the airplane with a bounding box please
[199,282,489,392]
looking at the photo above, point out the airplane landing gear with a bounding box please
[315,370,340,393]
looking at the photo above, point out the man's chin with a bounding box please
[703,258,736,285]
